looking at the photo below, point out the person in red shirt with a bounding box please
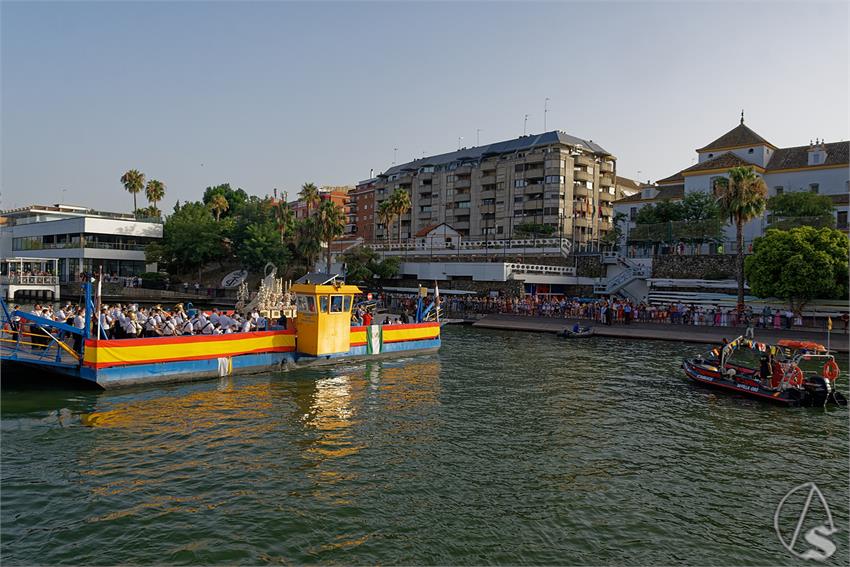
[363,311,373,326]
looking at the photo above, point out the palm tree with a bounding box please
[714,166,767,310]
[377,200,394,242]
[295,217,323,273]
[120,169,145,214]
[390,188,411,244]
[274,200,296,243]
[316,199,347,274]
[209,194,229,221]
[299,182,320,217]
[144,179,166,215]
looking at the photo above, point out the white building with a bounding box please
[614,116,850,249]
[0,204,163,282]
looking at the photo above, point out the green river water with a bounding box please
[2,326,848,565]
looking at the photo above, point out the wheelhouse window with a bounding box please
[330,295,344,313]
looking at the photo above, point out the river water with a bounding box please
[2,326,848,565]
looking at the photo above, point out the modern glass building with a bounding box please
[0,204,163,282]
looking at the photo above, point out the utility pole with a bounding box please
[544,98,550,131]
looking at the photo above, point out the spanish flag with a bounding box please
[827,317,833,331]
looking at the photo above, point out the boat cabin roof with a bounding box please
[290,282,362,296]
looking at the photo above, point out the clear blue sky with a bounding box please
[2,1,848,212]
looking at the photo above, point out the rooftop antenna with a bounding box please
[370,168,374,178]
[476,129,482,146]
[544,98,550,131]
[740,109,744,125]
[457,136,463,150]
[523,114,530,135]
[393,147,398,165]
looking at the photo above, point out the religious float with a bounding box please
[0,269,441,389]
[681,336,846,407]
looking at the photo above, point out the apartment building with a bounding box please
[347,179,377,239]
[358,131,624,245]
[290,186,352,220]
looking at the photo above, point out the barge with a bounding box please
[1,273,441,389]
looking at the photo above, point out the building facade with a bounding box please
[348,179,377,240]
[0,204,163,282]
[290,186,352,221]
[354,131,627,246]
[651,117,849,241]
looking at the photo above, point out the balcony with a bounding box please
[455,177,471,189]
[600,161,614,174]
[524,166,544,178]
[479,174,495,185]
[544,166,562,176]
[573,217,592,228]
[573,184,591,197]
[600,174,614,186]
[574,154,594,167]
[574,170,593,182]
[479,190,496,200]
[525,198,544,209]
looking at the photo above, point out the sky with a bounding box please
[1,1,848,213]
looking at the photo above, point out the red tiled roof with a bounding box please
[679,152,762,175]
[696,122,773,152]
[766,141,849,170]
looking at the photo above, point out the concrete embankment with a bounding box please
[472,314,849,354]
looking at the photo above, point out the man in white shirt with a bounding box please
[72,309,86,353]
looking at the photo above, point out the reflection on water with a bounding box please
[1,327,847,565]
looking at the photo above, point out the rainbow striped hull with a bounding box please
[4,323,441,389]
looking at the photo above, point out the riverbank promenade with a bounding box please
[472,314,849,353]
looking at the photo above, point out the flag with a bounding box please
[434,281,440,322]
[827,317,833,331]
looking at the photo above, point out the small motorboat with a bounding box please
[558,325,594,338]
[682,336,846,407]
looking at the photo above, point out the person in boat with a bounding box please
[362,311,373,327]
[123,313,141,339]
[572,323,581,333]
[72,308,86,353]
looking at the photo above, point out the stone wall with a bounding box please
[574,255,603,278]
[651,254,737,280]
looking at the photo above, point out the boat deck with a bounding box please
[1,342,80,368]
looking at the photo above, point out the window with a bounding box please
[344,296,352,312]
[446,174,455,182]
[838,211,848,229]
[708,153,714,159]
[330,295,344,313]
[296,296,316,313]
[514,179,527,188]
[630,207,637,221]
[774,186,784,195]
[319,296,329,312]
[812,153,821,164]
[496,181,505,190]
[514,196,524,203]
[809,183,819,194]
[748,148,754,154]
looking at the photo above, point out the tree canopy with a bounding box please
[202,184,248,218]
[744,226,849,313]
[767,191,834,218]
[146,201,226,274]
[340,246,400,282]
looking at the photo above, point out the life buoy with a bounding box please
[823,360,840,381]
[789,366,804,387]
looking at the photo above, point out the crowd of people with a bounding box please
[437,295,849,331]
[3,302,280,355]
